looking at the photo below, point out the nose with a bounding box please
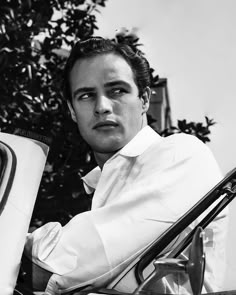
[94,94,112,115]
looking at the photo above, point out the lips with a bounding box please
[93,120,118,129]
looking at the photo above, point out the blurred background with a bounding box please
[1,0,235,289]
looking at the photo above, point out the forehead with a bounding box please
[69,53,136,88]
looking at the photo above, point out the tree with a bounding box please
[0,0,107,225]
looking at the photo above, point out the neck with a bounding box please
[94,151,116,169]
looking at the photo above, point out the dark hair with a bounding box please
[63,37,151,102]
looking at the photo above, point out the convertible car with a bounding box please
[0,131,236,295]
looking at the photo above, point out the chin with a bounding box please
[95,146,122,154]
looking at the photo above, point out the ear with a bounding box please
[141,87,151,114]
[67,101,77,123]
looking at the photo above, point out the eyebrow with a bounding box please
[104,80,131,89]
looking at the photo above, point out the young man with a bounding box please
[24,37,228,294]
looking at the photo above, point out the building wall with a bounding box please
[95,0,236,288]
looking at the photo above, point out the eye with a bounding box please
[109,87,127,97]
[77,92,95,101]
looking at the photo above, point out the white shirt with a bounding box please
[25,126,228,294]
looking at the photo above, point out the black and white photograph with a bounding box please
[0,1,236,294]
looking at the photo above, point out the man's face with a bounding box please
[68,53,150,154]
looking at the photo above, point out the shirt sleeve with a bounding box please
[25,204,173,293]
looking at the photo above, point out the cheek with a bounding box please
[73,110,90,133]
[76,118,92,144]
[73,104,92,122]
[76,115,89,131]
[121,101,143,120]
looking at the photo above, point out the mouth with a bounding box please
[93,120,119,130]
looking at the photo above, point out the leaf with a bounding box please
[0,6,15,20]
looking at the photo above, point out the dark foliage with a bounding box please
[0,0,107,225]
[160,116,216,143]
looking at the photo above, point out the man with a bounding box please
[24,37,228,294]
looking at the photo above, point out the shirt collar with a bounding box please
[82,126,162,194]
[82,166,101,194]
[118,125,162,157]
